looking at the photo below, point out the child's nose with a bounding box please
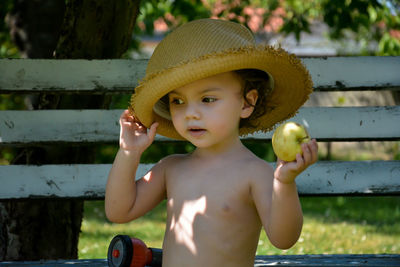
[185,103,201,120]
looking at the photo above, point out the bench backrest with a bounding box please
[0,57,399,199]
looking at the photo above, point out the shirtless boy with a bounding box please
[105,19,318,267]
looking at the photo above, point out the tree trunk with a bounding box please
[0,0,141,260]
[5,0,66,59]
[55,0,138,59]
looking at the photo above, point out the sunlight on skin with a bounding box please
[169,196,207,255]
[143,171,152,182]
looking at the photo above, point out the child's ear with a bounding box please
[241,89,258,119]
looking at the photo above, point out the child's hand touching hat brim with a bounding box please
[119,110,158,153]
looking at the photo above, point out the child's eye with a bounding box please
[202,97,217,103]
[170,98,184,105]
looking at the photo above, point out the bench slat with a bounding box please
[0,161,398,199]
[0,59,147,93]
[0,106,399,144]
[254,254,400,266]
[1,57,399,92]
[304,56,400,91]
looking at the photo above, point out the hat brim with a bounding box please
[130,45,313,140]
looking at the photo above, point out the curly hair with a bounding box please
[234,69,273,129]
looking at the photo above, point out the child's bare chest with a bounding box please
[163,159,262,264]
[165,161,254,220]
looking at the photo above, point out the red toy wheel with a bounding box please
[107,235,133,267]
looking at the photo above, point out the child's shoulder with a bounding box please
[155,153,189,169]
[240,149,274,181]
[235,148,273,172]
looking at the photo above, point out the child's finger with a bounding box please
[120,110,135,125]
[276,158,286,165]
[301,143,312,165]
[120,117,133,127]
[130,113,148,128]
[295,152,305,170]
[121,121,133,129]
[147,122,159,141]
[309,139,318,163]
[120,109,131,119]
[135,122,148,133]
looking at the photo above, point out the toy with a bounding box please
[107,235,162,267]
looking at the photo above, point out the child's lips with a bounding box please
[187,127,206,137]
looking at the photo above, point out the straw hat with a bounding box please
[130,18,313,140]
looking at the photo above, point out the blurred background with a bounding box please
[0,0,399,259]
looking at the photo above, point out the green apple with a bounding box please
[272,121,310,162]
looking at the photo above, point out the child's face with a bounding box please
[168,72,251,148]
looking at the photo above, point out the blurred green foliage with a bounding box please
[133,0,400,55]
[319,0,400,55]
[2,0,399,57]
[125,0,211,55]
[0,0,19,58]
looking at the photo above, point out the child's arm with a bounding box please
[251,139,318,249]
[105,110,162,223]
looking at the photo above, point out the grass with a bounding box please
[78,196,400,259]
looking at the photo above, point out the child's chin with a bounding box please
[186,138,210,148]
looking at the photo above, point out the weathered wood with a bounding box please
[0,164,150,199]
[0,59,146,93]
[297,161,400,195]
[252,106,400,141]
[1,254,399,266]
[0,109,122,144]
[1,57,399,92]
[0,161,398,199]
[254,254,400,266]
[304,56,400,91]
[0,259,108,266]
[1,106,399,144]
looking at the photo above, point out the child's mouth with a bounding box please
[188,127,206,137]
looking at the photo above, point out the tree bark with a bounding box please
[1,0,141,260]
[55,0,138,59]
[5,0,66,58]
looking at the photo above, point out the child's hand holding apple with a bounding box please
[272,122,318,184]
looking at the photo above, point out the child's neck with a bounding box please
[191,136,247,159]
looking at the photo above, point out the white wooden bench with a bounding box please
[0,57,399,266]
